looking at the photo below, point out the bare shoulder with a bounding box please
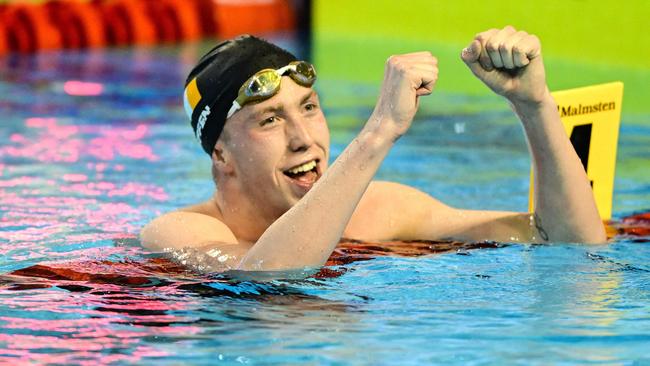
[140,210,238,252]
[178,198,222,217]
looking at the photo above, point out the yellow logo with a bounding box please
[183,77,202,121]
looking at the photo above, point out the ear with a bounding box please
[211,142,234,175]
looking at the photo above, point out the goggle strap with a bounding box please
[276,64,295,76]
[226,101,241,119]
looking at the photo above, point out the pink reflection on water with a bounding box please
[0,332,169,364]
[63,80,104,96]
[87,138,156,161]
[0,85,198,364]
[0,118,159,163]
[0,254,211,364]
[0,117,169,249]
[0,189,146,244]
[87,123,157,161]
[0,176,36,187]
[62,174,88,182]
[0,260,202,361]
[108,182,168,200]
[89,162,107,172]
[3,118,81,163]
[58,181,168,201]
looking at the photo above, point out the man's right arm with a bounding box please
[233,52,438,271]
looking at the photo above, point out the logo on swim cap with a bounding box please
[196,105,211,142]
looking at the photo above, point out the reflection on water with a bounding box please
[0,253,363,364]
[2,236,648,364]
[1,42,649,365]
[0,237,504,364]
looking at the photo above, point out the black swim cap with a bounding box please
[184,35,297,155]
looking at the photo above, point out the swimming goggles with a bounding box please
[226,61,316,119]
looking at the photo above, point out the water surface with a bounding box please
[1,40,649,365]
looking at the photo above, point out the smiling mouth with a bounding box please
[283,159,319,186]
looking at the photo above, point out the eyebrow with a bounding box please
[254,105,283,118]
[300,90,316,105]
[252,90,316,117]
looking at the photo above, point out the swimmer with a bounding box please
[141,26,606,271]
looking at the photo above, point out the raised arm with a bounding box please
[458,26,605,243]
[235,53,439,270]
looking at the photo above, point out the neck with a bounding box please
[213,183,279,244]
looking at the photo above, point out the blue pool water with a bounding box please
[1,38,649,365]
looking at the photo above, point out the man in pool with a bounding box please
[141,26,606,271]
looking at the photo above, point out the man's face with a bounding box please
[219,76,330,219]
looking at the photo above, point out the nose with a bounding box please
[286,117,314,152]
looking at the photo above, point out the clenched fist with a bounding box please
[461,26,549,105]
[372,52,438,139]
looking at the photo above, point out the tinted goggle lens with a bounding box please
[289,61,316,86]
[241,69,281,101]
[229,61,317,118]
[239,62,315,102]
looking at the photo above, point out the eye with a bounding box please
[304,103,318,112]
[260,116,277,126]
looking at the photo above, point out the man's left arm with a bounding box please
[379,181,599,244]
[397,26,606,243]
[459,26,605,243]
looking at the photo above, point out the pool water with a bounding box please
[1,38,649,365]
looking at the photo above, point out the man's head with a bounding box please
[184,36,330,219]
[184,35,299,154]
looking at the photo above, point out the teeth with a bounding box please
[287,160,316,174]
